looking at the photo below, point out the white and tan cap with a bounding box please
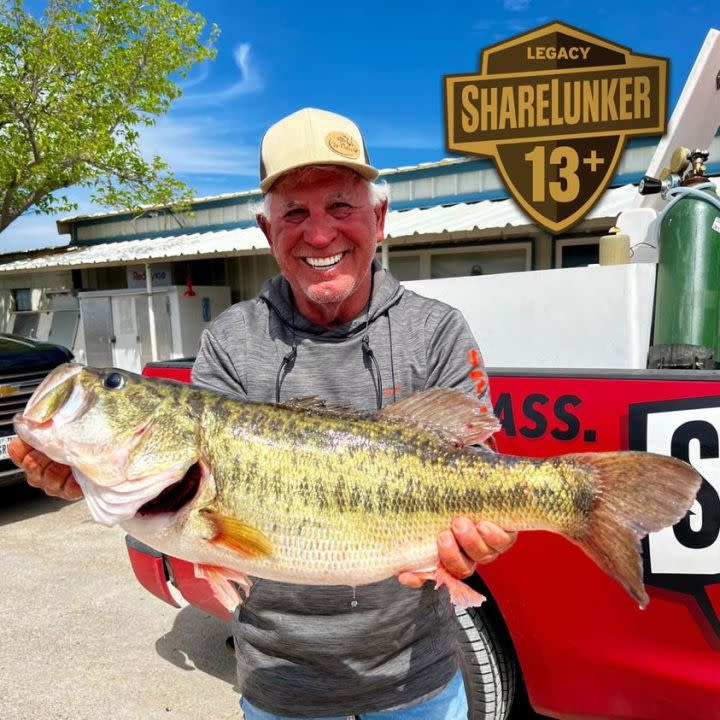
[259,108,378,193]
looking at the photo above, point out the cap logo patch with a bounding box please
[326,132,360,159]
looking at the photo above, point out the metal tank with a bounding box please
[642,148,720,368]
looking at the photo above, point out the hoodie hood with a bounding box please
[258,260,404,338]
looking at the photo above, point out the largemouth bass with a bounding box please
[14,363,701,610]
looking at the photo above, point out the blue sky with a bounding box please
[1,0,718,253]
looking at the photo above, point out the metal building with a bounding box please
[0,135,718,368]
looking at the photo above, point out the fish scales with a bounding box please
[14,364,702,608]
[195,393,596,583]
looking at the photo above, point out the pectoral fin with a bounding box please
[202,511,273,558]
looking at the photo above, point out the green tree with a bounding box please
[0,0,218,232]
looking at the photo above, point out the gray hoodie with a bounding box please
[192,262,489,717]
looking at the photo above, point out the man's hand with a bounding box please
[8,437,82,500]
[398,518,517,589]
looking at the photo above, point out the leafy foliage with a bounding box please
[0,0,218,232]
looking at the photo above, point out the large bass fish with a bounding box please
[14,363,701,611]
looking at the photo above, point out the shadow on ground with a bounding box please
[510,679,556,719]
[0,482,72,526]
[155,604,238,690]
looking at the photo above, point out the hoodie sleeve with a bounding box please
[192,314,248,400]
[424,307,491,408]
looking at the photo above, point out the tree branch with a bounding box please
[20,115,41,166]
[0,184,18,231]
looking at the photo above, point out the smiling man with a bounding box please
[11,108,515,719]
[191,108,516,719]
[256,166,384,326]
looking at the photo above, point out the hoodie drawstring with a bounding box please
[270,299,396,411]
[387,309,397,404]
[360,304,383,410]
[275,344,297,404]
[273,300,298,404]
[361,335,382,410]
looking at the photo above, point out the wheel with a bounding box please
[455,580,518,720]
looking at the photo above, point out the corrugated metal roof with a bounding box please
[0,226,269,273]
[0,183,667,274]
[384,183,639,237]
[55,188,263,230]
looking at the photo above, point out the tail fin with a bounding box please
[567,452,701,608]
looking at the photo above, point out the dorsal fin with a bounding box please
[380,388,500,447]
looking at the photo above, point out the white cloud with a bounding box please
[0,108,263,254]
[473,14,549,39]
[181,43,264,106]
[503,0,531,10]
[0,212,73,254]
[179,62,212,91]
[139,115,258,177]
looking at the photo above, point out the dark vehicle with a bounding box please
[0,333,73,487]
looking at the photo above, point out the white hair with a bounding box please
[254,165,389,219]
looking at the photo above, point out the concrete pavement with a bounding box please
[0,483,241,720]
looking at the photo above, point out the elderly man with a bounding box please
[10,108,515,719]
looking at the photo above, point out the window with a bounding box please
[386,254,420,281]
[383,242,533,281]
[13,288,32,312]
[12,312,40,338]
[555,237,601,268]
[430,246,529,278]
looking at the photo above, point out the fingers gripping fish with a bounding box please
[14,363,702,613]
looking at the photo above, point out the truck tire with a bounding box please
[455,585,518,720]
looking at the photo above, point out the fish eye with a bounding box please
[103,372,126,390]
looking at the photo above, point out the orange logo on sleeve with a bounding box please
[466,347,488,398]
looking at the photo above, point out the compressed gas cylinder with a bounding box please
[653,182,720,361]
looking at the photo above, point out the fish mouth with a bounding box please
[23,363,84,418]
[136,462,203,517]
[14,415,53,432]
[18,363,90,438]
[14,370,95,461]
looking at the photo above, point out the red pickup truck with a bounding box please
[127,361,720,720]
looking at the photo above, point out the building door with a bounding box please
[81,297,114,367]
[47,310,79,352]
[111,295,141,372]
[136,292,173,368]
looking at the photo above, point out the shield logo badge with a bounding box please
[444,22,668,234]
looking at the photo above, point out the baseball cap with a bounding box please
[259,108,379,193]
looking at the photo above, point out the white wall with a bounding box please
[404,263,657,369]
[169,285,232,358]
